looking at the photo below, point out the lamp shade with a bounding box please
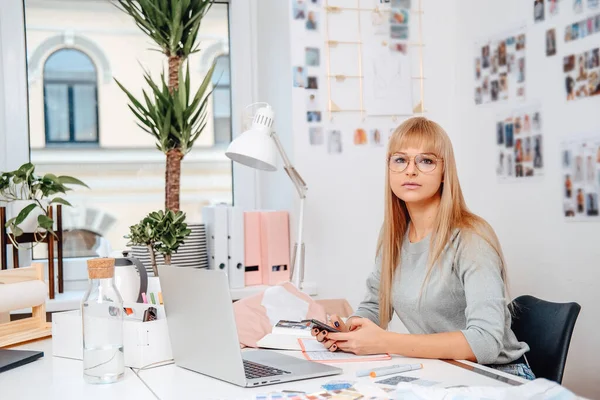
[225,105,278,171]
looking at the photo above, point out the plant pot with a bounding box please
[8,200,49,234]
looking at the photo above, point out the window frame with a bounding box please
[43,48,100,145]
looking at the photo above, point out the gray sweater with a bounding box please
[352,229,529,365]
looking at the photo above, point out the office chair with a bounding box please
[510,295,581,384]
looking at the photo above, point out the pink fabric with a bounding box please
[233,282,327,348]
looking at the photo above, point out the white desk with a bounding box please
[0,339,526,400]
[0,339,152,399]
[124,350,527,400]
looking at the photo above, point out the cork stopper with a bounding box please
[87,258,115,279]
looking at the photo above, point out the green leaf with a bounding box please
[37,214,54,230]
[57,176,89,188]
[14,203,38,226]
[50,197,72,207]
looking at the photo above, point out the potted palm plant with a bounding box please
[0,162,88,246]
[115,0,216,213]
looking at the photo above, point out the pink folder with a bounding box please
[260,211,291,285]
[244,211,263,286]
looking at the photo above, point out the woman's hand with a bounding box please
[326,318,389,355]
[310,314,352,352]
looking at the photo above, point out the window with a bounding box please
[43,48,99,145]
[212,54,232,145]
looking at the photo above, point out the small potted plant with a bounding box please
[0,162,88,247]
[126,209,191,277]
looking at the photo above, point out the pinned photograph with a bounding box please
[565,25,572,42]
[563,55,575,72]
[534,0,545,22]
[497,122,505,145]
[566,76,576,100]
[590,70,600,96]
[390,9,409,24]
[292,0,307,19]
[589,0,600,8]
[390,42,408,53]
[370,129,383,146]
[307,76,318,89]
[587,192,599,216]
[516,34,526,51]
[580,20,588,38]
[306,47,320,67]
[391,24,409,39]
[518,58,526,83]
[498,41,507,66]
[307,92,319,111]
[549,0,559,15]
[306,11,318,31]
[475,87,482,105]
[309,127,324,145]
[534,135,543,167]
[576,54,587,82]
[571,23,579,40]
[574,0,584,13]
[293,66,306,88]
[327,130,343,154]
[482,45,491,68]
[546,29,557,56]
[491,80,499,101]
[475,58,482,79]
[533,112,542,131]
[505,122,514,147]
[307,111,322,122]
[353,128,368,145]
[391,0,411,7]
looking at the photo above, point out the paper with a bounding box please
[393,377,577,400]
[363,40,413,116]
[261,286,309,326]
[298,339,391,363]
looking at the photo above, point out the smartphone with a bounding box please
[302,319,340,333]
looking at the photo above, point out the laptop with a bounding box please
[0,349,44,373]
[158,266,342,387]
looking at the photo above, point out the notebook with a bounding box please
[298,338,391,363]
[0,349,44,373]
[256,320,313,351]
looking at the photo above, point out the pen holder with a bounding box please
[52,302,172,368]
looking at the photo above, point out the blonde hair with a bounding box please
[377,117,508,329]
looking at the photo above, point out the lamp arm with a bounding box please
[271,132,307,199]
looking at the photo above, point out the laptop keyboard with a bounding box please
[243,359,291,380]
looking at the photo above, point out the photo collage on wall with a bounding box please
[561,137,600,220]
[474,30,527,105]
[564,12,600,43]
[534,0,561,23]
[291,0,328,150]
[495,106,544,181]
[563,46,600,100]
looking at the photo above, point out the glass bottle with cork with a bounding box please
[81,257,125,384]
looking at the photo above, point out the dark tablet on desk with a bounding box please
[0,349,44,373]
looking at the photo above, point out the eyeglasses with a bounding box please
[388,153,443,173]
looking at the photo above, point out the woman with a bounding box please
[312,117,533,380]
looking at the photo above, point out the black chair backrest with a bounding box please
[510,295,581,384]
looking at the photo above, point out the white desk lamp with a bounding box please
[225,103,308,289]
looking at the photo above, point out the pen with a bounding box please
[158,292,163,305]
[141,292,148,304]
[356,363,423,378]
[150,292,156,305]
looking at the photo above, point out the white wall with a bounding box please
[252,0,599,397]
[454,1,600,397]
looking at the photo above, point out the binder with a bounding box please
[202,205,229,273]
[244,211,263,286]
[227,206,245,289]
[260,211,291,285]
